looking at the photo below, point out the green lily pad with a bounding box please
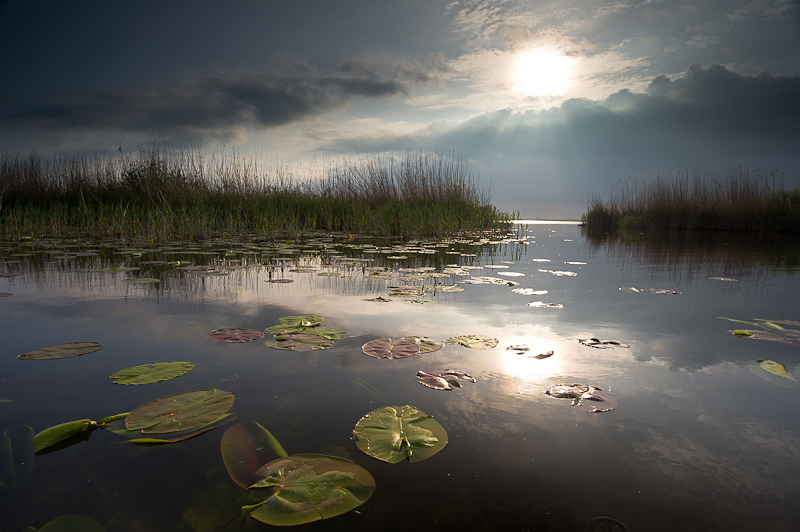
[756,359,795,380]
[208,328,265,343]
[299,326,347,340]
[353,405,447,463]
[265,333,333,351]
[721,317,800,347]
[109,362,195,385]
[749,360,800,387]
[18,342,103,360]
[265,314,325,334]
[126,389,235,434]
[403,336,443,354]
[245,454,375,526]
[443,335,499,350]
[221,421,289,488]
[122,278,161,283]
[362,338,420,359]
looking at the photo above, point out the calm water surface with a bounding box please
[1,224,799,531]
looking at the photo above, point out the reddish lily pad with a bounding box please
[18,342,103,360]
[362,338,420,359]
[126,389,235,434]
[208,328,265,343]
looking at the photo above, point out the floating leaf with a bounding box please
[353,405,447,463]
[756,359,795,381]
[432,284,464,292]
[109,362,195,385]
[265,333,333,351]
[416,371,452,390]
[221,421,289,489]
[538,269,577,276]
[245,454,375,526]
[362,338,420,359]
[18,342,102,360]
[0,293,12,297]
[512,288,548,295]
[403,336,443,354]
[534,351,555,359]
[1,424,35,493]
[507,344,530,351]
[122,278,160,283]
[266,278,293,283]
[126,389,234,434]
[443,335,498,350]
[578,338,630,349]
[208,328,265,343]
[363,296,392,302]
[527,301,563,309]
[127,414,236,444]
[299,326,347,340]
[749,360,800,387]
[417,369,475,390]
[545,384,614,411]
[266,315,324,333]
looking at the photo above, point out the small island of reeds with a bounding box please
[0,145,511,241]
[582,168,800,231]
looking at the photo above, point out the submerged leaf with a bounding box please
[749,360,800,387]
[246,454,375,526]
[353,405,448,463]
[18,342,102,360]
[110,362,195,385]
[362,338,420,359]
[1,425,35,492]
[443,335,499,350]
[221,421,289,488]
[208,328,264,343]
[126,389,234,434]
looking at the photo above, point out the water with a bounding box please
[1,225,799,531]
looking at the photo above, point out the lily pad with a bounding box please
[221,421,289,489]
[245,454,376,526]
[527,301,564,308]
[353,405,447,463]
[755,359,796,381]
[266,315,324,333]
[362,338,420,359]
[126,389,235,434]
[126,414,236,444]
[18,342,102,360]
[417,369,475,390]
[109,362,195,385]
[432,284,464,292]
[208,328,265,343]
[721,317,800,347]
[403,336,443,354]
[443,335,499,350]
[578,338,630,349]
[265,333,334,351]
[122,277,161,283]
[512,288,548,295]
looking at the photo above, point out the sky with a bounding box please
[2,0,800,218]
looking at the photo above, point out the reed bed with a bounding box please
[582,168,800,231]
[0,144,510,240]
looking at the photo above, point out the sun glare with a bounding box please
[514,48,574,96]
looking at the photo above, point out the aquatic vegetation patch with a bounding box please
[207,328,265,343]
[619,287,681,294]
[266,333,334,351]
[544,384,616,412]
[353,405,447,463]
[362,337,421,359]
[126,389,234,434]
[720,317,800,347]
[18,342,103,360]
[443,335,498,350]
[416,369,475,390]
[109,361,195,385]
[578,338,630,349]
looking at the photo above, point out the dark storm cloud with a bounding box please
[0,68,412,141]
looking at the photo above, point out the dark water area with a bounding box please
[1,224,799,531]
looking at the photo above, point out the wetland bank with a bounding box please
[2,221,800,531]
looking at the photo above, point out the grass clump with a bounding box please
[582,168,800,231]
[0,144,510,240]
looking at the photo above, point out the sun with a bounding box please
[513,48,574,96]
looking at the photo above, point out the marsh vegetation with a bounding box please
[0,145,510,240]
[582,168,800,231]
